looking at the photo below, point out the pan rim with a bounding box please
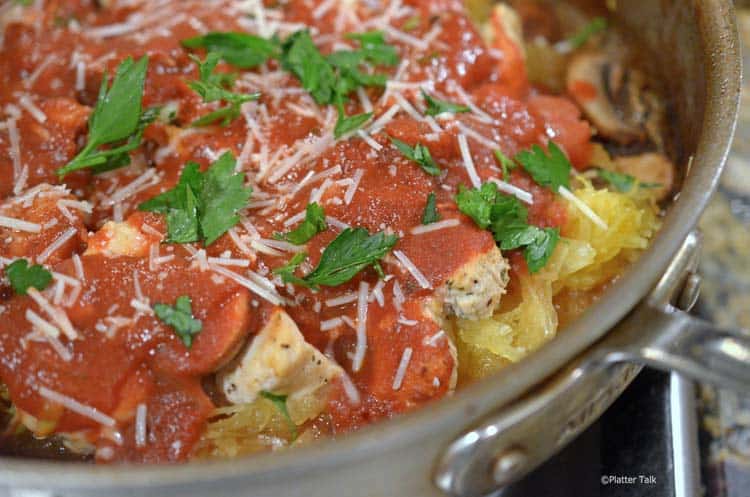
[0,0,741,490]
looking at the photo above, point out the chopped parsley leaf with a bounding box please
[566,17,608,50]
[274,202,327,245]
[259,390,297,440]
[518,227,560,273]
[272,252,308,287]
[187,53,260,127]
[515,141,571,191]
[58,56,154,177]
[389,137,441,176]
[182,32,280,69]
[456,182,559,273]
[597,168,662,193]
[493,149,516,181]
[184,29,398,139]
[280,30,338,105]
[275,228,398,289]
[138,152,252,245]
[597,168,635,193]
[153,295,203,348]
[334,109,372,138]
[454,182,500,229]
[5,259,52,295]
[344,31,399,67]
[421,192,441,225]
[421,90,470,116]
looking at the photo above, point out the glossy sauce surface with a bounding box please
[0,0,593,461]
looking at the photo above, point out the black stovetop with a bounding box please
[502,369,678,497]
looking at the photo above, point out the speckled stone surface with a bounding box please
[695,7,750,496]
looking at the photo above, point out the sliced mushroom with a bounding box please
[567,50,663,146]
[614,152,675,201]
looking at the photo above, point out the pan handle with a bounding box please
[600,307,750,392]
[433,232,750,496]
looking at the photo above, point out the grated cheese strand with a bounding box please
[410,218,460,235]
[458,134,482,189]
[392,347,413,390]
[558,186,609,230]
[352,281,369,372]
[135,403,147,447]
[489,177,534,205]
[38,386,115,427]
[27,288,78,340]
[393,250,432,289]
[0,215,41,233]
[37,228,78,264]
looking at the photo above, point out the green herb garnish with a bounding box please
[153,295,203,348]
[494,149,516,181]
[280,30,338,105]
[597,168,635,193]
[390,137,441,176]
[456,182,559,273]
[273,252,308,287]
[454,182,498,229]
[275,228,398,288]
[421,90,470,116]
[184,29,398,139]
[421,192,441,225]
[259,390,297,440]
[182,32,280,69]
[280,30,397,137]
[188,52,260,127]
[138,152,252,245]
[565,17,608,50]
[274,202,327,245]
[344,31,399,67]
[597,168,662,193]
[515,141,571,191]
[58,56,153,177]
[334,110,372,138]
[5,259,52,295]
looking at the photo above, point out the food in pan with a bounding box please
[0,0,673,462]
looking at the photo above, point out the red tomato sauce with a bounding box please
[0,0,593,462]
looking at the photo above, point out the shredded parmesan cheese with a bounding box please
[38,386,115,427]
[135,403,147,447]
[392,347,413,390]
[0,215,40,233]
[210,264,284,306]
[489,177,534,204]
[27,288,78,340]
[393,250,431,289]
[37,228,78,263]
[352,281,369,372]
[457,134,482,189]
[410,218,460,235]
[558,186,609,230]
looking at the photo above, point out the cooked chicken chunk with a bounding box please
[218,308,344,406]
[442,246,510,321]
[0,184,87,264]
[84,212,163,258]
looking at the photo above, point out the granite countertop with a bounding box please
[694,7,750,496]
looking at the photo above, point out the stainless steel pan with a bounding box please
[0,1,743,496]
